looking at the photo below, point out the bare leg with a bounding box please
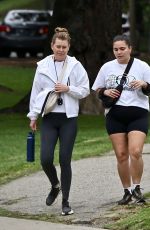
[128,131,146,184]
[109,133,131,188]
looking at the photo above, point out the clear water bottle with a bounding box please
[26,132,35,162]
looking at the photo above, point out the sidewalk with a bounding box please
[0,216,105,230]
[0,144,150,229]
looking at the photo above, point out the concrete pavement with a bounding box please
[0,216,105,230]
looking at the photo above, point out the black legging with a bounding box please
[40,112,77,201]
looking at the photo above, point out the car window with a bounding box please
[4,11,50,24]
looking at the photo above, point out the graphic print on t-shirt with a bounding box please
[106,74,136,91]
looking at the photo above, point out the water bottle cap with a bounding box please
[28,132,35,137]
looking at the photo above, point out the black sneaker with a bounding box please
[118,189,132,205]
[62,200,74,216]
[132,185,145,203]
[46,186,60,206]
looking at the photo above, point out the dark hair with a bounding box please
[113,34,131,47]
[51,27,71,45]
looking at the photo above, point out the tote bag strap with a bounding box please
[58,58,68,83]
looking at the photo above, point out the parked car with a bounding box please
[0,9,52,58]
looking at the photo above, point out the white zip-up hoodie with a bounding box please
[27,55,90,120]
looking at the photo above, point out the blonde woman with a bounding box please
[27,27,90,215]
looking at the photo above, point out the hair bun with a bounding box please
[51,27,71,44]
[55,27,68,34]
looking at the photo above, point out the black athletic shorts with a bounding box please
[106,105,149,135]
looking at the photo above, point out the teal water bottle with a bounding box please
[27,132,35,162]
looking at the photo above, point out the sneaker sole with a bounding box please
[62,209,74,216]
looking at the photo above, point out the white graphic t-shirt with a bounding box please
[92,58,150,111]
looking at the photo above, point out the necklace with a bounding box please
[53,59,66,106]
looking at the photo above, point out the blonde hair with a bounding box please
[51,27,71,44]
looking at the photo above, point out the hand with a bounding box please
[55,82,69,93]
[104,89,121,98]
[130,80,147,89]
[30,120,37,131]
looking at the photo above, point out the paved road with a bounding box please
[0,145,150,229]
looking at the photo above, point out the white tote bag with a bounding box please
[41,90,58,116]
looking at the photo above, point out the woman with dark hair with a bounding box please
[92,34,150,205]
[27,27,89,215]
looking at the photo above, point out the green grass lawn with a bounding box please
[0,66,34,108]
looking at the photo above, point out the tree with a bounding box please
[2,0,122,113]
